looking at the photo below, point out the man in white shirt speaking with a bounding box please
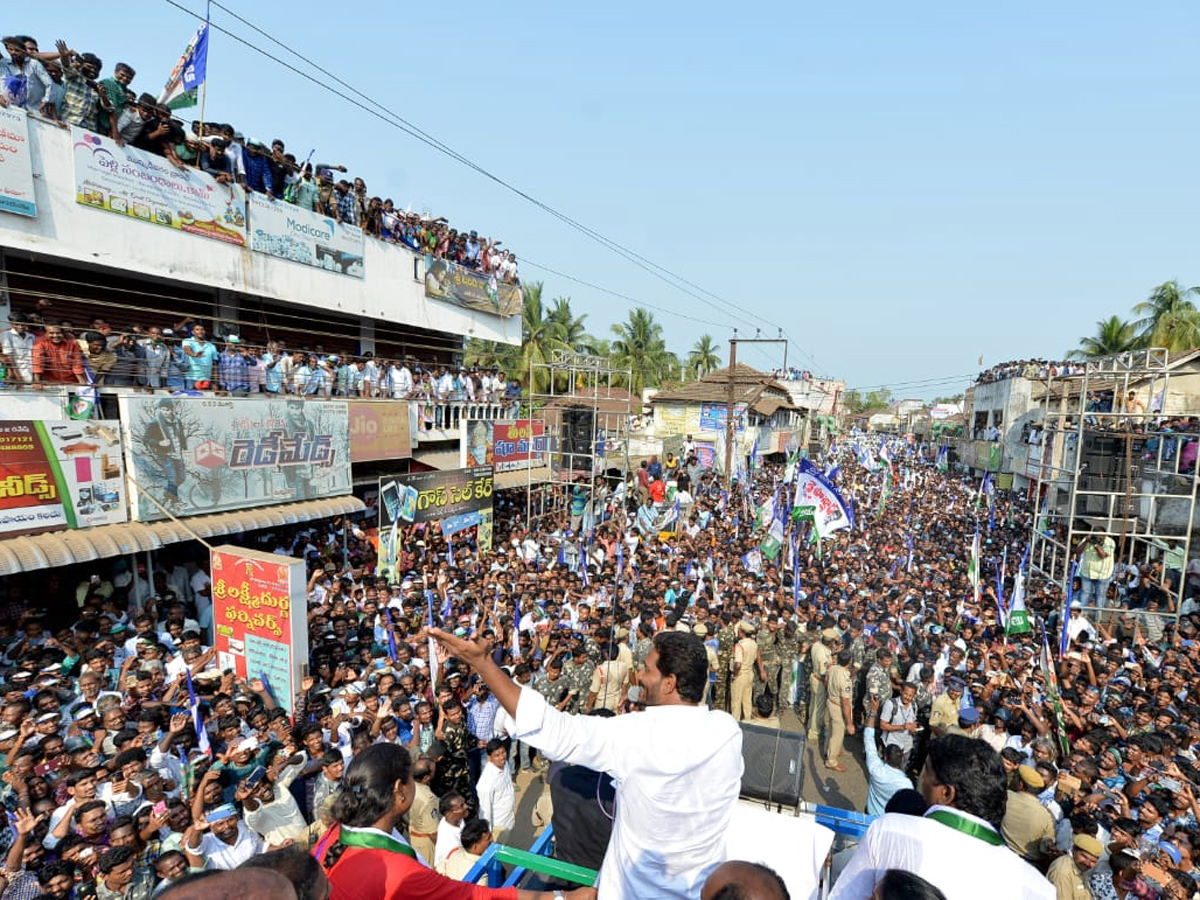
[431,627,743,900]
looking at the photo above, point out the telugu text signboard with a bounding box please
[423,255,521,317]
[120,396,351,521]
[211,546,307,714]
[0,420,127,536]
[248,192,365,278]
[461,419,546,472]
[348,401,412,462]
[377,467,494,582]
[0,107,37,218]
[72,127,247,245]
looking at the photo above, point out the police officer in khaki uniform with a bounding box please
[407,757,440,865]
[823,648,855,772]
[806,628,836,743]
[731,621,763,721]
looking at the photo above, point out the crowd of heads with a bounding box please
[976,359,1084,384]
[0,430,1197,896]
[0,34,518,279]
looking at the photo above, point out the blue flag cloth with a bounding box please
[184,668,211,754]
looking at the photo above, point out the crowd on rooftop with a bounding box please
[0,34,519,281]
[976,360,1087,385]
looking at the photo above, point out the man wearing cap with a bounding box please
[730,621,762,722]
[946,707,981,737]
[1047,833,1102,899]
[806,628,836,744]
[1002,764,1057,865]
[182,802,263,870]
[929,677,965,738]
[824,649,855,772]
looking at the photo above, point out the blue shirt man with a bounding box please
[181,325,219,387]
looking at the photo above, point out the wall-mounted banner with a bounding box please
[248,192,364,278]
[72,127,247,245]
[120,396,351,521]
[0,106,37,217]
[461,419,547,471]
[423,255,521,317]
[378,466,493,528]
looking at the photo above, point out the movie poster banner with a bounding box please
[72,127,247,245]
[698,402,747,433]
[0,419,127,536]
[248,193,365,278]
[210,546,307,714]
[348,401,412,462]
[120,396,351,521]
[0,106,37,217]
[423,255,522,317]
[461,419,546,471]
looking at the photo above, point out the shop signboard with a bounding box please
[120,396,351,521]
[210,546,307,714]
[0,419,127,536]
[348,400,412,462]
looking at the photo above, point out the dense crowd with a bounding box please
[0,432,1197,899]
[976,360,1085,384]
[0,34,518,281]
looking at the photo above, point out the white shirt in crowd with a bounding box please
[513,684,743,900]
[475,759,516,833]
[829,807,1055,900]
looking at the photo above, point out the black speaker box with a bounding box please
[738,723,805,808]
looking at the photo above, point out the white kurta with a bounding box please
[513,685,743,900]
[476,760,516,831]
[829,807,1056,900]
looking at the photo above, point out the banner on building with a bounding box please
[699,402,747,433]
[423,255,521,317]
[348,401,412,462]
[120,396,351,521]
[377,466,494,580]
[461,419,547,471]
[656,403,699,436]
[248,193,365,278]
[0,107,36,217]
[210,546,307,714]
[72,127,247,245]
[379,466,493,528]
[0,420,127,536]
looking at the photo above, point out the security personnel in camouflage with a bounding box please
[757,614,782,704]
[862,647,895,720]
[715,612,737,713]
[775,620,801,714]
[562,639,596,712]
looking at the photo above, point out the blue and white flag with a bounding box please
[793,459,854,539]
[1060,561,1078,659]
[935,445,949,473]
[426,590,440,688]
[740,549,763,574]
[905,534,914,573]
[159,19,209,110]
[616,541,625,581]
[184,669,211,755]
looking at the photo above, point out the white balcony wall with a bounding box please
[0,118,521,346]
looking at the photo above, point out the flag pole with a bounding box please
[197,1,210,140]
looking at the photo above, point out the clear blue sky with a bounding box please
[27,1,1200,399]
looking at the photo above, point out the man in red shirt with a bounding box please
[32,325,87,386]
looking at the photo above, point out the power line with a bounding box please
[202,0,785,336]
[846,373,976,393]
[162,0,809,357]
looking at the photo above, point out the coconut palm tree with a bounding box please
[1132,281,1200,352]
[1067,316,1138,359]
[610,308,678,397]
[687,334,722,379]
[546,297,593,353]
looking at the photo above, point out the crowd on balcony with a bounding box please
[0,34,520,282]
[0,308,522,422]
[976,360,1085,384]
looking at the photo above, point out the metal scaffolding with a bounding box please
[1027,348,1197,625]
[522,350,633,528]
